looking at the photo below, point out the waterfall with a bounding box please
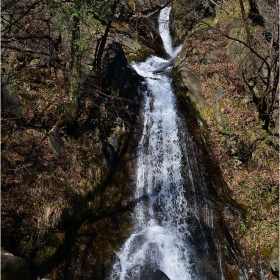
[109,7,225,280]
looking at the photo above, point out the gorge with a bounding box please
[1,0,279,279]
[109,7,225,279]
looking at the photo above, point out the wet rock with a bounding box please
[101,41,144,100]
[249,0,279,39]
[172,63,205,120]
[102,141,121,172]
[152,269,170,280]
[153,58,175,74]
[111,33,150,62]
[48,126,64,156]
[1,252,31,280]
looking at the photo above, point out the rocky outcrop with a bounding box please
[101,41,144,96]
[102,141,121,172]
[172,57,205,120]
[249,0,279,38]
[152,269,170,280]
[48,126,65,156]
[1,78,23,114]
[1,252,31,280]
[111,33,154,63]
[113,0,167,58]
[168,1,279,279]
[170,0,216,46]
[270,239,279,276]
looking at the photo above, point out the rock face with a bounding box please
[172,59,205,120]
[101,41,143,96]
[97,40,144,139]
[210,85,224,127]
[170,0,216,46]
[113,0,166,58]
[168,0,279,279]
[1,252,31,280]
[249,0,279,38]
[111,33,152,63]
[102,141,121,172]
[1,78,23,114]
[270,247,279,276]
[48,126,65,156]
[151,269,170,280]
[270,239,279,276]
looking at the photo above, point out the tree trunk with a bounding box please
[93,0,117,77]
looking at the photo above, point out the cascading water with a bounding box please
[109,7,225,280]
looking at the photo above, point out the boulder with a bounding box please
[153,58,175,74]
[102,141,121,172]
[249,0,279,39]
[152,269,171,280]
[1,78,23,114]
[1,252,31,280]
[270,239,279,276]
[111,33,153,62]
[48,125,64,156]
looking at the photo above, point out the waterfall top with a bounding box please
[158,7,181,58]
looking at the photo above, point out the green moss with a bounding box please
[125,46,154,64]
[36,246,57,264]
[204,107,213,118]
[265,186,278,205]
[250,26,260,35]
[47,233,64,247]
[259,244,271,258]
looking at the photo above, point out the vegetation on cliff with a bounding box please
[171,0,279,277]
[1,0,279,279]
[1,0,153,278]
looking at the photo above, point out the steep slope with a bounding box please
[170,0,279,278]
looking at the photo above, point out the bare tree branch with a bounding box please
[1,44,50,56]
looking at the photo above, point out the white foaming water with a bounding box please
[109,7,224,280]
[158,6,181,57]
[109,8,192,280]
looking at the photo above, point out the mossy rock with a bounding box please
[1,252,31,280]
[224,263,239,280]
[269,239,279,276]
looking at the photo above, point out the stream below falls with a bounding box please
[108,7,229,280]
